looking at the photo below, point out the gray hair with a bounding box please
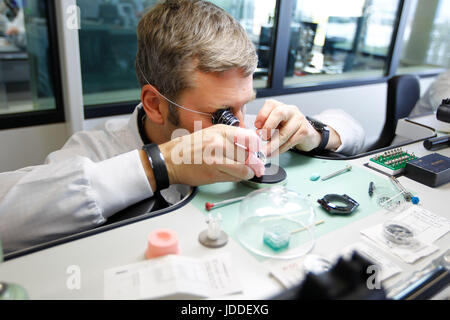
[136,0,258,124]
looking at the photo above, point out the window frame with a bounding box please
[0,0,65,130]
[80,0,448,119]
[6,0,442,123]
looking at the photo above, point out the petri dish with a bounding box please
[236,186,316,260]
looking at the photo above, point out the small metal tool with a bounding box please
[389,176,413,202]
[321,165,352,181]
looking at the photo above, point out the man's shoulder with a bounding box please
[88,105,141,137]
[56,106,142,161]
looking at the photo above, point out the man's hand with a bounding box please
[5,27,19,36]
[254,99,342,156]
[141,125,266,189]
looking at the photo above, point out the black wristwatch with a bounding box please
[142,143,170,191]
[306,116,330,152]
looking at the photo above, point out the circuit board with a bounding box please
[368,148,418,175]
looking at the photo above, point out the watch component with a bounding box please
[382,221,417,247]
[317,194,359,216]
[373,186,407,212]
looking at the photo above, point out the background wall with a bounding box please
[0,123,68,172]
[0,77,437,172]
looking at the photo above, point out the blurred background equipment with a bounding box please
[273,252,387,299]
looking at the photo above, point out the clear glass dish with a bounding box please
[237,186,316,260]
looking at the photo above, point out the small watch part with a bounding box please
[317,194,359,216]
[256,151,267,165]
[382,221,416,247]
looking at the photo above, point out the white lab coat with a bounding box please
[410,69,450,117]
[0,104,365,253]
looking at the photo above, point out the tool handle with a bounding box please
[423,135,450,151]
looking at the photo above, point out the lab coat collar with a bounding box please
[128,103,148,147]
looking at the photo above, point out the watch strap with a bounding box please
[306,116,330,152]
[142,143,170,191]
[317,124,329,151]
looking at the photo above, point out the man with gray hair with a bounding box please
[0,0,364,253]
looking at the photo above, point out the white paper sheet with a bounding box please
[360,206,450,264]
[104,253,242,300]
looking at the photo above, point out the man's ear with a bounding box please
[141,84,165,125]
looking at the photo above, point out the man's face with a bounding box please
[170,68,256,133]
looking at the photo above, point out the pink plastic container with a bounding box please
[145,229,179,259]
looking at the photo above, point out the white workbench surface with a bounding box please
[0,138,449,300]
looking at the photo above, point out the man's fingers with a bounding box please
[245,152,266,177]
[223,139,265,177]
[218,161,255,181]
[254,99,279,129]
[231,127,262,154]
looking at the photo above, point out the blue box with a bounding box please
[405,153,450,187]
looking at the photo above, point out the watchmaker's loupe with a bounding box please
[212,108,240,127]
[237,186,316,260]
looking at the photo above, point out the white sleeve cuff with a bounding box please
[88,150,153,219]
[314,109,366,156]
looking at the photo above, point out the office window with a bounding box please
[208,0,277,89]
[77,0,148,109]
[284,0,400,87]
[0,0,61,126]
[78,0,277,113]
[397,0,450,74]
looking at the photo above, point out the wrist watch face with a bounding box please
[306,117,330,151]
[307,117,327,133]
